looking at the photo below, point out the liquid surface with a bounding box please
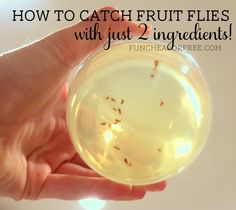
[67,42,212,185]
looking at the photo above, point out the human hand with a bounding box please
[0,7,166,200]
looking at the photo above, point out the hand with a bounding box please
[0,7,166,200]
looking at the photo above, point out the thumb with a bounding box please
[0,6,150,129]
[52,6,151,66]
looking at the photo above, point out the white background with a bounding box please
[0,0,235,210]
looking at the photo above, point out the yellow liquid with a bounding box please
[67,42,212,185]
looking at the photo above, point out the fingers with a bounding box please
[37,174,142,200]
[145,181,167,192]
[56,162,100,177]
[115,181,167,201]
[115,186,146,201]
[70,153,91,169]
[36,171,166,200]
[107,10,152,36]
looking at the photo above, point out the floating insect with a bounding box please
[124,158,132,166]
[160,100,164,107]
[113,146,121,150]
[154,60,159,68]
[150,59,160,78]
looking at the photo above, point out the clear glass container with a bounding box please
[66,41,212,185]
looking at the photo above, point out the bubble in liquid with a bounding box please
[67,42,212,185]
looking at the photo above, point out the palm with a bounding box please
[3,87,164,200]
[2,87,91,199]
